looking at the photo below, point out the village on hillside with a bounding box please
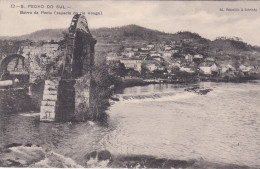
[105,37,260,83]
[1,26,260,85]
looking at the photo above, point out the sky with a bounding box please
[0,0,260,46]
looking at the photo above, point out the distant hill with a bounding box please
[0,29,66,41]
[91,25,212,45]
[209,38,250,52]
[0,25,209,44]
[91,24,167,43]
[1,24,260,71]
[0,24,259,53]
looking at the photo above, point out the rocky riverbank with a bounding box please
[0,144,257,169]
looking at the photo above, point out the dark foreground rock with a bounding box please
[111,154,253,169]
[4,143,22,149]
[84,150,112,168]
[0,146,257,168]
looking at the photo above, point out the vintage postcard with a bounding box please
[0,0,259,168]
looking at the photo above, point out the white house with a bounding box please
[205,57,215,62]
[194,54,203,59]
[199,62,219,74]
[239,65,253,72]
[183,39,192,43]
[106,56,121,62]
[180,67,195,73]
[171,41,176,44]
[153,57,163,62]
[146,63,158,71]
[126,52,135,57]
[184,54,193,62]
[141,47,152,51]
[150,53,161,57]
[125,47,133,51]
[170,50,178,54]
[133,48,139,52]
[147,44,155,48]
[163,52,173,57]
[120,59,143,72]
[220,64,235,73]
[164,46,172,51]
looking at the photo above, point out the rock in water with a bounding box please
[5,143,22,149]
[87,121,95,126]
[85,150,112,168]
[84,150,97,161]
[25,143,33,147]
[98,150,112,161]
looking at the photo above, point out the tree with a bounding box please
[89,63,114,122]
[126,68,140,77]
[108,61,126,77]
[153,69,167,79]
[141,66,150,78]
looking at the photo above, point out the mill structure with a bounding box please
[40,14,96,121]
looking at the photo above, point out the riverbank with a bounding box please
[116,75,260,89]
[111,154,255,169]
[0,144,257,169]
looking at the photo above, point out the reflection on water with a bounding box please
[0,81,260,168]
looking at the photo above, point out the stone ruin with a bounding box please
[40,14,97,122]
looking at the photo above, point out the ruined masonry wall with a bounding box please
[40,76,91,122]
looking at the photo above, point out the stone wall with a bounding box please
[20,44,63,83]
[39,75,92,122]
[55,79,76,121]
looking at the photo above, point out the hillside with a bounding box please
[0,25,255,47]
[91,24,167,43]
[0,24,259,59]
[0,29,66,41]
[210,39,250,53]
[0,25,209,44]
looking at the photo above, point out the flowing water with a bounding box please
[0,81,259,168]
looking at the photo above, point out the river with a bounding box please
[0,81,259,168]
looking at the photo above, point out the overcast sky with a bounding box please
[0,1,260,45]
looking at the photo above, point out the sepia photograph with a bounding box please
[0,0,259,168]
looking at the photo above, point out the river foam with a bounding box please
[116,91,198,104]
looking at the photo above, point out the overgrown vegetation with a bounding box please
[74,62,117,123]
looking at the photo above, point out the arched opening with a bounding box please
[0,54,29,84]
